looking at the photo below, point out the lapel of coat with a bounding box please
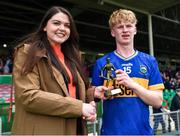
[77,72,85,102]
[43,53,69,97]
[51,66,69,96]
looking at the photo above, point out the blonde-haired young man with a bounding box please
[92,9,164,135]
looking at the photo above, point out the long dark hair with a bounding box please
[17,6,89,89]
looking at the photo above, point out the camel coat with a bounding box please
[11,44,95,135]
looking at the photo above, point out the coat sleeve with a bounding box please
[86,86,96,102]
[13,45,83,118]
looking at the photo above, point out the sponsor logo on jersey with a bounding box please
[113,78,149,98]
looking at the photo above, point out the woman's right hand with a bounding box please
[82,102,96,122]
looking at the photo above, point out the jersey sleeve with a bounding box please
[148,57,164,90]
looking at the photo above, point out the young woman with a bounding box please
[12,6,106,135]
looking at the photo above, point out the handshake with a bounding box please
[82,86,115,122]
[82,101,96,122]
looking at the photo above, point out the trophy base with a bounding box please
[104,88,121,98]
[111,88,121,95]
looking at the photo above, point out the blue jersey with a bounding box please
[91,50,164,135]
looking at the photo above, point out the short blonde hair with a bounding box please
[109,9,137,28]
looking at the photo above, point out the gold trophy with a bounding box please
[100,58,121,98]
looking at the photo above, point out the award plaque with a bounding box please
[100,58,121,98]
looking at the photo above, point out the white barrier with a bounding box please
[88,110,180,135]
